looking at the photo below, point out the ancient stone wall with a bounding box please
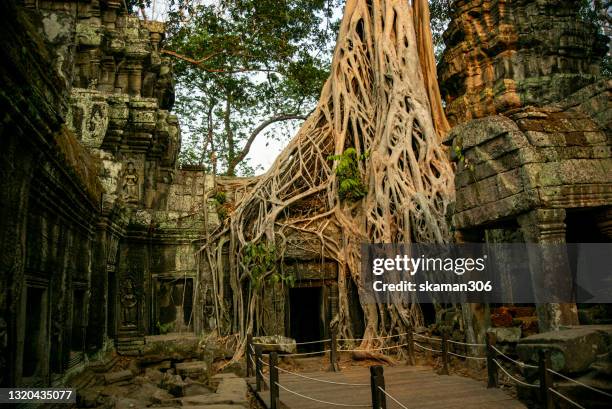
[0,0,105,386]
[440,0,611,337]
[0,0,233,385]
[438,0,609,125]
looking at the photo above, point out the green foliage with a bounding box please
[165,0,342,175]
[242,242,295,289]
[579,0,611,79]
[452,143,474,172]
[328,148,369,201]
[212,190,229,221]
[156,320,174,335]
[243,242,276,288]
[428,0,453,63]
[212,190,227,205]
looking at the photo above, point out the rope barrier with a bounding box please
[341,343,410,353]
[549,388,586,409]
[414,342,442,353]
[254,338,331,347]
[491,345,537,369]
[275,381,371,407]
[413,333,442,342]
[378,386,409,409]
[290,349,331,356]
[493,359,538,388]
[276,366,369,386]
[340,332,410,342]
[258,357,270,366]
[448,350,487,360]
[447,339,486,347]
[547,368,612,399]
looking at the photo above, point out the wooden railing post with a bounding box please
[486,331,498,388]
[370,365,387,409]
[329,324,339,372]
[440,330,449,375]
[246,334,253,377]
[406,327,415,366]
[255,345,263,392]
[538,349,553,409]
[270,352,279,409]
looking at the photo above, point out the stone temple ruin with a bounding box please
[0,0,611,407]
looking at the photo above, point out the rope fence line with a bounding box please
[276,365,369,386]
[448,350,487,360]
[414,342,442,353]
[340,342,410,352]
[447,339,486,347]
[254,338,331,347]
[549,387,587,409]
[246,330,607,409]
[275,381,371,407]
[341,332,409,342]
[493,359,538,388]
[547,368,612,399]
[412,333,442,342]
[491,345,537,369]
[378,386,409,409]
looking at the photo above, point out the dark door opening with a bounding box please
[23,286,45,378]
[289,287,322,352]
[107,271,116,339]
[71,289,85,351]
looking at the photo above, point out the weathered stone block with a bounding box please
[489,327,521,343]
[174,361,209,378]
[104,369,133,385]
[253,335,297,354]
[517,327,610,373]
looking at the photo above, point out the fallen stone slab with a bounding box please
[253,335,297,354]
[175,360,209,378]
[104,369,133,385]
[517,326,609,373]
[184,383,214,396]
[181,377,247,406]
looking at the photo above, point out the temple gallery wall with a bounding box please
[0,0,610,398]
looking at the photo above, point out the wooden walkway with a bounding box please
[249,365,526,409]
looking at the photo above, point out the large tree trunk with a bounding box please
[202,0,455,356]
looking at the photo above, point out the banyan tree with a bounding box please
[199,0,455,357]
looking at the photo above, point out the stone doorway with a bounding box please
[20,285,48,383]
[289,287,323,352]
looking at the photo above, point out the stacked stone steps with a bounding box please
[116,332,145,356]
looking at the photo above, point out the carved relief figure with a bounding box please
[120,278,138,327]
[122,161,139,203]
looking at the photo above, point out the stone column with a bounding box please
[518,209,578,332]
[455,228,489,360]
[88,49,101,89]
[115,62,129,94]
[99,58,115,93]
[127,61,143,96]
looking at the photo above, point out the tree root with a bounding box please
[198,0,454,360]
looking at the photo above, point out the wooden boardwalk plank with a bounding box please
[249,365,526,409]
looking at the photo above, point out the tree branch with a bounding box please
[226,113,308,175]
